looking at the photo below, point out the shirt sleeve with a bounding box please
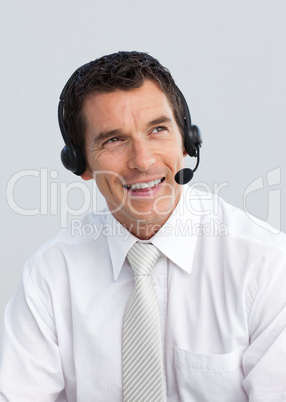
[242,252,286,401]
[0,261,66,402]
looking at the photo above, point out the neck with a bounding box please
[126,219,167,240]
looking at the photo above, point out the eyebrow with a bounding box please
[94,114,173,143]
[94,129,123,144]
[146,115,173,128]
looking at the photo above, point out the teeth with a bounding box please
[127,178,163,190]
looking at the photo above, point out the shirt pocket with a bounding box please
[174,346,248,402]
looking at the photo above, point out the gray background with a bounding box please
[1,0,286,329]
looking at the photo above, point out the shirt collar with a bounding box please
[151,184,201,274]
[106,184,202,280]
[106,213,138,281]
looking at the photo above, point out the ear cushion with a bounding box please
[61,144,86,176]
[184,124,202,158]
[176,86,202,158]
[191,124,202,145]
[59,97,86,176]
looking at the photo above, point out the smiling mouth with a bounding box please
[122,177,165,191]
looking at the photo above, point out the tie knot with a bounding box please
[127,242,160,276]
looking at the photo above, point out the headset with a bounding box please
[58,69,86,176]
[58,66,202,184]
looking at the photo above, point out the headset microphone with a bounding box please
[174,143,201,185]
[175,168,193,185]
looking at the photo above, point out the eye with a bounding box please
[152,126,167,134]
[104,137,121,145]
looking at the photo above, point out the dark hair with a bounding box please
[63,51,185,159]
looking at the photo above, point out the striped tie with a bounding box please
[122,242,165,402]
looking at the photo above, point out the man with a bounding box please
[0,51,286,401]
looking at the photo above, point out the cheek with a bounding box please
[94,152,126,172]
[88,152,127,194]
[94,170,124,198]
[93,175,116,205]
[93,175,106,196]
[162,142,185,167]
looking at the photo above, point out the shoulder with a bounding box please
[186,187,286,253]
[25,211,110,280]
[185,188,286,305]
[183,187,286,289]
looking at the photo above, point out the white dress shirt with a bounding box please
[1,186,286,401]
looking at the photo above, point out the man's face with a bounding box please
[82,79,186,237]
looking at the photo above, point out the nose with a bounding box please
[127,138,156,172]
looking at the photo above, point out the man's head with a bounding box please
[59,51,201,239]
[62,51,185,162]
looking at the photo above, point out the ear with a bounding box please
[81,170,93,181]
[183,148,188,157]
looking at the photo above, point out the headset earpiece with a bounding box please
[174,87,202,185]
[58,78,86,176]
[183,123,202,157]
[60,143,86,176]
[177,86,202,158]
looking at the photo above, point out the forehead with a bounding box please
[82,80,175,130]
